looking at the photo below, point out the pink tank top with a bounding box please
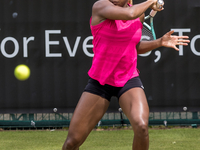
[88,17,143,87]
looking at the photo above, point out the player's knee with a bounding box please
[62,137,81,150]
[134,122,149,137]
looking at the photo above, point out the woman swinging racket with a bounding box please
[62,0,190,149]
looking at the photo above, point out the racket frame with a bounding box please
[143,15,156,40]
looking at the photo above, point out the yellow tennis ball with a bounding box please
[14,64,30,81]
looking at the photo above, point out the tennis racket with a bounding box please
[142,0,164,41]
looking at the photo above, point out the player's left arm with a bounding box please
[136,30,190,54]
[136,38,161,54]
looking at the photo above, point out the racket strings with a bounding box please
[141,25,154,41]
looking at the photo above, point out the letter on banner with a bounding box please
[1,37,19,58]
[23,37,35,57]
[45,30,62,57]
[191,35,200,56]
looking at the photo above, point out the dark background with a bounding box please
[0,0,199,113]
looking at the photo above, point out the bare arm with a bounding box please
[136,39,161,54]
[136,30,190,54]
[91,0,162,26]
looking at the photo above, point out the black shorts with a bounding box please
[84,76,144,101]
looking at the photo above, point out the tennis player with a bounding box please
[62,0,190,150]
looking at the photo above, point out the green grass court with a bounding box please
[0,127,200,150]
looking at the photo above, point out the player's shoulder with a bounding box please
[93,0,111,5]
[92,0,112,11]
[92,0,110,26]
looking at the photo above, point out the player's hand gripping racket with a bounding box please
[142,0,164,41]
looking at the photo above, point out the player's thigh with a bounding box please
[118,88,149,128]
[68,92,110,138]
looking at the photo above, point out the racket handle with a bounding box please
[150,10,157,17]
[150,0,164,17]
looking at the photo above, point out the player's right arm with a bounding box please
[91,0,161,26]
